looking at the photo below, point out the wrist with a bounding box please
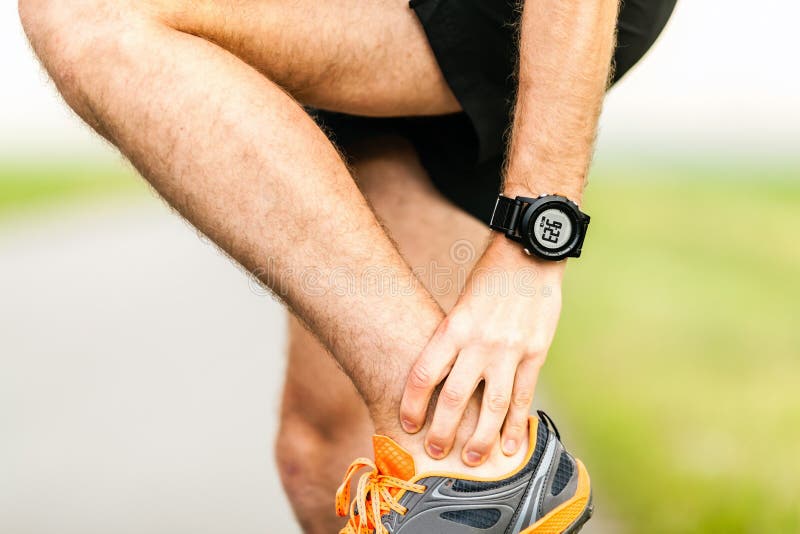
[502,180,585,207]
[484,234,567,275]
[470,237,564,302]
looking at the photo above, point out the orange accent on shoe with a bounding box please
[334,437,425,534]
[372,435,416,480]
[521,459,592,534]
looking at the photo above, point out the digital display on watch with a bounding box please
[532,208,573,250]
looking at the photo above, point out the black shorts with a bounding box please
[312,0,677,223]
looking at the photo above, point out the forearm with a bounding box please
[505,0,619,202]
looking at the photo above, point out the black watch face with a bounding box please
[532,208,573,250]
[521,197,584,260]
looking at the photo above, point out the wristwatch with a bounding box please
[489,194,590,260]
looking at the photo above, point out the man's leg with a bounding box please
[276,138,490,533]
[19,0,522,472]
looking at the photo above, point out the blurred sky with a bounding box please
[1,0,798,160]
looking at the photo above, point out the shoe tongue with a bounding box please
[372,435,416,480]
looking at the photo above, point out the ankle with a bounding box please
[374,419,530,479]
[369,394,531,479]
[412,427,529,478]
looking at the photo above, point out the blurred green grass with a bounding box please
[0,160,145,219]
[551,162,800,533]
[1,159,798,532]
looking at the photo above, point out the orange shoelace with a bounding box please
[335,458,426,534]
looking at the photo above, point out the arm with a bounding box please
[400,0,620,465]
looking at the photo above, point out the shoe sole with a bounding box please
[520,459,593,534]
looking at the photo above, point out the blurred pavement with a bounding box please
[0,200,299,533]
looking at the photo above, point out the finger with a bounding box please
[399,326,459,434]
[462,358,515,466]
[501,357,541,456]
[424,352,482,459]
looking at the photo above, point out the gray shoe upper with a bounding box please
[381,413,580,534]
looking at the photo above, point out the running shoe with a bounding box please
[335,411,593,533]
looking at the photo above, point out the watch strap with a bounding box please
[489,195,521,234]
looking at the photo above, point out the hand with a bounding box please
[399,239,565,466]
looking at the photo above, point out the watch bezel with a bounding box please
[518,195,585,260]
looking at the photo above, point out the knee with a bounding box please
[275,395,360,472]
[17,0,55,32]
[20,0,103,52]
[18,0,61,54]
[19,0,117,86]
[275,400,371,499]
[18,0,160,126]
[18,0,161,71]
[275,414,330,501]
[276,412,362,533]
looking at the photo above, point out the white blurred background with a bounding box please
[3,0,799,159]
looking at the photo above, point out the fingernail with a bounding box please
[465,451,483,465]
[401,418,418,433]
[428,443,444,458]
[503,439,516,455]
